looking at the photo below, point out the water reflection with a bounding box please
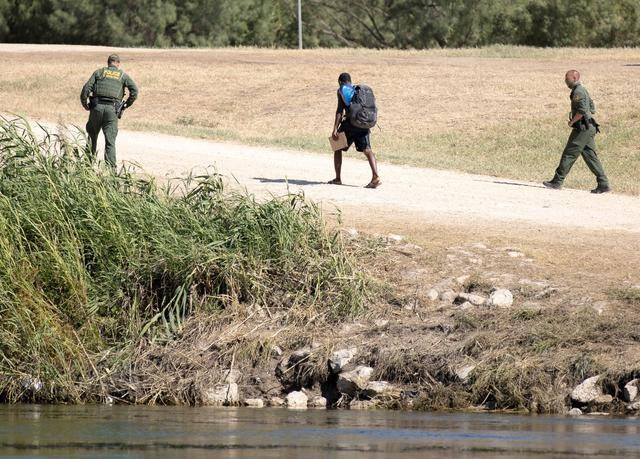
[0,405,638,458]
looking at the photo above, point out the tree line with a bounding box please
[1,0,639,48]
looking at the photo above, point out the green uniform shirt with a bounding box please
[80,65,138,106]
[570,84,595,120]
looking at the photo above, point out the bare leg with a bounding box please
[329,150,343,184]
[363,148,380,187]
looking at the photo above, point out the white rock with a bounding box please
[271,345,283,357]
[363,381,399,398]
[387,234,404,243]
[455,275,471,285]
[222,369,241,384]
[439,290,457,303]
[427,289,439,301]
[374,319,389,328]
[591,301,608,315]
[350,400,376,410]
[286,391,308,409]
[488,289,514,308]
[518,279,549,289]
[244,398,264,408]
[534,287,558,300]
[329,347,358,373]
[627,401,640,411]
[269,396,285,407]
[21,376,43,392]
[337,366,374,396]
[457,292,486,306]
[459,301,474,310]
[455,365,476,382]
[471,243,488,250]
[568,408,583,416]
[623,379,639,403]
[344,227,359,238]
[507,251,524,258]
[104,395,114,405]
[594,394,613,404]
[571,376,603,404]
[32,379,43,392]
[202,383,239,406]
[402,243,424,253]
[292,348,311,359]
[309,396,327,408]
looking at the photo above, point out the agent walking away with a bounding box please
[80,54,138,167]
[543,70,610,194]
[329,72,381,188]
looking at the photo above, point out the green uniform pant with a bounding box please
[552,126,608,187]
[86,103,118,167]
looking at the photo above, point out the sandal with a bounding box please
[365,178,381,189]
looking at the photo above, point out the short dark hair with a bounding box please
[338,72,351,84]
[107,54,120,65]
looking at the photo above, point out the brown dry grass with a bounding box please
[350,224,640,413]
[79,213,640,412]
[2,45,640,193]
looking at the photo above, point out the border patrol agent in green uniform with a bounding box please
[544,70,610,194]
[80,54,138,167]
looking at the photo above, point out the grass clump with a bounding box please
[609,286,640,305]
[0,117,368,403]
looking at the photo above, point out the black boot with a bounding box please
[543,181,562,190]
[591,185,611,194]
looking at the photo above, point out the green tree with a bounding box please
[0,0,639,48]
[0,0,10,38]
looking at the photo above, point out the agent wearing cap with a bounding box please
[80,54,138,167]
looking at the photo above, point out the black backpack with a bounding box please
[348,85,377,129]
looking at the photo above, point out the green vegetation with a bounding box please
[0,117,367,402]
[609,286,640,305]
[1,0,640,48]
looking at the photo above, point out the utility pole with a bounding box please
[297,0,303,49]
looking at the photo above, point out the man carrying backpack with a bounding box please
[329,72,381,188]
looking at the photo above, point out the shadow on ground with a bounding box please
[474,179,544,189]
[254,177,359,187]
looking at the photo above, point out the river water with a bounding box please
[0,405,639,458]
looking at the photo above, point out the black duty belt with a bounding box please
[95,97,118,105]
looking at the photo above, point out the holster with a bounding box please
[115,100,125,119]
[573,117,599,133]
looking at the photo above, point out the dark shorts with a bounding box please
[338,122,371,153]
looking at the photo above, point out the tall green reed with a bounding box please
[0,117,367,402]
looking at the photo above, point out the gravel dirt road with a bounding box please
[111,129,640,233]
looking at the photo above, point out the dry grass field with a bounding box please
[1,44,640,193]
